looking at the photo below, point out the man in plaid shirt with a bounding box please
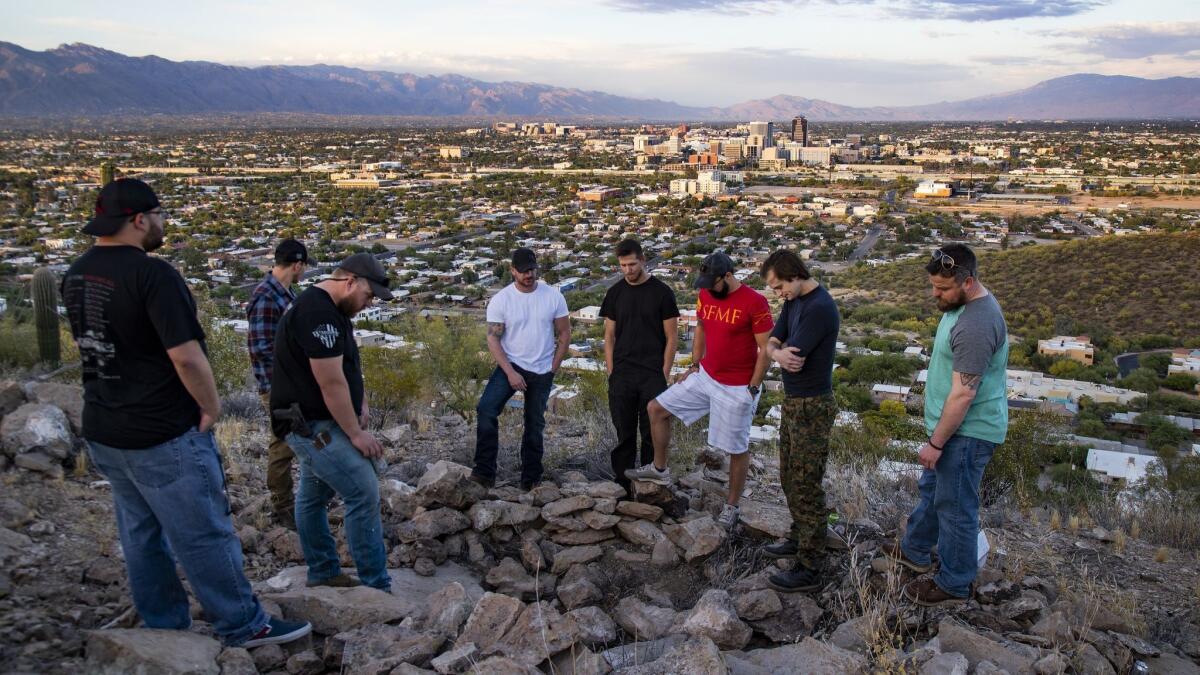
[248,239,308,528]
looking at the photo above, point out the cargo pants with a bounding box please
[778,392,837,568]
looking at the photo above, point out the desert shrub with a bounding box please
[361,346,423,428]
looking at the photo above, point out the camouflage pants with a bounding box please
[778,392,837,568]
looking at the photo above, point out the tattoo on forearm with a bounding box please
[487,322,505,338]
[959,372,982,391]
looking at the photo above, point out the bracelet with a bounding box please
[928,439,943,451]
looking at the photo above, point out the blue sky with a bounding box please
[4,0,1199,106]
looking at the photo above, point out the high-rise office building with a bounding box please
[791,116,809,146]
[748,121,774,148]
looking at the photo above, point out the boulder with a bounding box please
[617,520,668,548]
[729,637,867,674]
[1030,611,1072,646]
[468,500,541,531]
[621,636,726,675]
[592,498,617,514]
[528,483,563,505]
[1072,643,1116,675]
[627,480,675,504]
[285,650,324,675]
[650,539,681,566]
[485,557,554,600]
[937,618,1035,674]
[0,497,35,530]
[552,545,604,575]
[430,642,477,674]
[663,516,726,561]
[548,647,610,675]
[14,451,64,478]
[829,616,871,654]
[558,578,603,610]
[614,597,677,641]
[999,592,1047,623]
[600,636,687,670]
[616,501,664,521]
[1142,652,1200,675]
[253,644,286,672]
[542,495,595,519]
[746,591,823,643]
[1033,652,1068,675]
[396,507,471,542]
[734,589,783,622]
[216,647,256,675]
[380,479,420,520]
[470,656,542,674]
[415,461,487,509]
[0,380,25,417]
[568,606,618,646]
[423,581,474,639]
[334,624,444,672]
[488,601,580,666]
[579,510,621,530]
[737,501,791,539]
[559,480,626,500]
[1,403,72,459]
[682,589,752,650]
[920,652,970,675]
[86,629,221,675]
[25,382,84,435]
[266,585,413,634]
[455,592,525,652]
[550,528,615,546]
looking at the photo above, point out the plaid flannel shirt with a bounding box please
[247,273,295,393]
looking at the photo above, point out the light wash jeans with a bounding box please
[87,428,268,646]
[901,434,996,598]
[288,420,390,591]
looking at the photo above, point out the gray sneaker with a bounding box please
[624,463,671,486]
[717,504,740,531]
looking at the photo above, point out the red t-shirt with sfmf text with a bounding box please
[697,284,774,386]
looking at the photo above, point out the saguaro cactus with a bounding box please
[32,267,60,366]
[100,162,115,185]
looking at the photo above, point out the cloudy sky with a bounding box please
[4,0,1199,107]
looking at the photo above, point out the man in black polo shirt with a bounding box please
[600,239,679,492]
[758,249,840,593]
[63,178,309,648]
[271,252,393,591]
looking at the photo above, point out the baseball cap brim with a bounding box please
[365,277,393,301]
[694,273,718,290]
[82,215,128,236]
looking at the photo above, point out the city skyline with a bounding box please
[3,0,1199,108]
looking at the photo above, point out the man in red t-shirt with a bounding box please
[626,252,774,530]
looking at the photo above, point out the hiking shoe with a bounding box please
[716,504,740,531]
[242,616,312,648]
[274,509,296,531]
[308,574,360,588]
[879,541,932,574]
[520,480,542,491]
[624,463,671,486]
[902,577,967,607]
[762,540,799,559]
[469,472,495,489]
[768,561,823,593]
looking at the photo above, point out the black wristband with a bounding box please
[928,439,943,451]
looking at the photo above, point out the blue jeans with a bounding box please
[87,429,267,646]
[473,365,555,486]
[288,420,390,591]
[901,435,995,598]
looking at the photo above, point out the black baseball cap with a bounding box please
[694,252,735,290]
[274,239,308,265]
[338,253,394,300]
[511,247,537,272]
[84,178,161,236]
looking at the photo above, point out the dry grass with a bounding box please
[1049,509,1062,530]
[1067,514,1081,533]
[1113,529,1127,554]
[839,548,910,672]
[1154,547,1169,563]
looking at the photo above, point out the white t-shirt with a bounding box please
[486,282,569,374]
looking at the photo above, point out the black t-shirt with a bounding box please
[769,284,840,397]
[270,286,363,438]
[62,246,205,449]
[599,275,680,376]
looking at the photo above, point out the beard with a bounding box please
[936,296,966,312]
[336,297,360,317]
[709,286,730,300]
[142,224,164,253]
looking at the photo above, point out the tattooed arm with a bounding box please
[486,321,526,392]
[919,370,983,469]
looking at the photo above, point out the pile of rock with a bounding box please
[0,381,84,480]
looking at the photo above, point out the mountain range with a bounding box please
[3,41,1199,121]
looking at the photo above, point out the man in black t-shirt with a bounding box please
[600,239,679,492]
[271,253,393,591]
[757,249,841,594]
[63,179,309,648]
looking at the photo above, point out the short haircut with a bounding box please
[925,243,977,282]
[615,239,643,258]
[760,249,811,282]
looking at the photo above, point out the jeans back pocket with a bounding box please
[126,440,183,489]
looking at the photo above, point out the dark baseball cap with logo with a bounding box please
[274,239,308,265]
[338,252,394,300]
[511,247,537,272]
[84,178,161,236]
[694,252,735,290]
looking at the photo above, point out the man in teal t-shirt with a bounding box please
[882,243,1008,606]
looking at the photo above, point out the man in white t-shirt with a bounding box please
[471,248,571,490]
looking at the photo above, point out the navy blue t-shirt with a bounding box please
[769,284,840,397]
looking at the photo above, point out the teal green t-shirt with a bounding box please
[924,293,1009,444]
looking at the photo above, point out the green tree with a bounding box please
[415,318,492,419]
[361,346,423,428]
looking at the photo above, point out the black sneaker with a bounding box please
[469,473,495,489]
[242,616,312,648]
[520,480,542,491]
[762,540,798,559]
[767,561,823,593]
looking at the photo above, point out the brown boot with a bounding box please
[902,577,966,607]
[879,541,932,574]
[308,574,361,588]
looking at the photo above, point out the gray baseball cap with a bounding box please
[338,253,393,300]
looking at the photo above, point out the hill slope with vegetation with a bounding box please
[833,232,1200,343]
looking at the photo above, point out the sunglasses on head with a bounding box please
[930,249,958,271]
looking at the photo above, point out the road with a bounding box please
[848,226,885,262]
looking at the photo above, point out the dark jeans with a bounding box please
[474,364,555,486]
[87,428,268,646]
[901,435,996,598]
[608,367,667,489]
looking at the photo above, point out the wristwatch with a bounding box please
[748,384,760,396]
